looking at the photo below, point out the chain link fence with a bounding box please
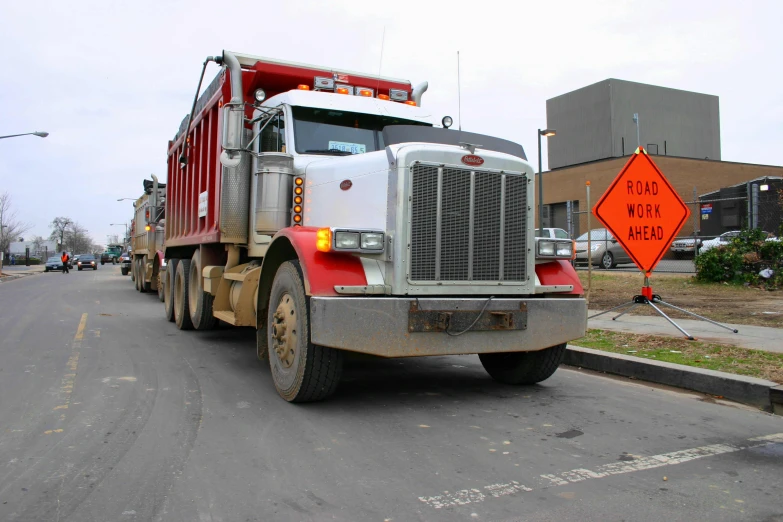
[560,181,782,274]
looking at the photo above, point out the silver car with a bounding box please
[575,228,632,269]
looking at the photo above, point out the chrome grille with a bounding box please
[410,163,527,282]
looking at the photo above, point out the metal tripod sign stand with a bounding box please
[588,147,739,340]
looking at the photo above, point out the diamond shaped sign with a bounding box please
[593,148,690,275]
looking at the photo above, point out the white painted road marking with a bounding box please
[418,432,783,509]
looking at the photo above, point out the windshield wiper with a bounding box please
[302,149,354,156]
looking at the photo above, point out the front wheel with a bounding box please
[479,343,567,385]
[267,261,343,402]
[601,251,615,269]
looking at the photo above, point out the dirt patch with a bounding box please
[580,271,783,328]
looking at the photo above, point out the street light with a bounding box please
[0,131,49,140]
[537,128,556,237]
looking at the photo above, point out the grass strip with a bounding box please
[573,329,783,384]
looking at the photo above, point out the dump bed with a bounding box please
[165,52,414,248]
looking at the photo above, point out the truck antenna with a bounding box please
[457,51,462,131]
[376,26,386,93]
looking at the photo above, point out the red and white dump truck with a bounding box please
[162,50,587,402]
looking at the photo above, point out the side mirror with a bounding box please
[220,105,244,168]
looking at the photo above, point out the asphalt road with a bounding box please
[0,268,781,522]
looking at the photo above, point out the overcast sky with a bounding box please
[1,0,781,247]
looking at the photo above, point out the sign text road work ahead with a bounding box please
[592,148,690,274]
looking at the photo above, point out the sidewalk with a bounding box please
[0,265,46,282]
[588,309,783,354]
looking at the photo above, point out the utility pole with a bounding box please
[633,113,640,149]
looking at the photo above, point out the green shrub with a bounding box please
[695,229,782,289]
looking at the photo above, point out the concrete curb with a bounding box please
[564,345,780,412]
[0,271,43,284]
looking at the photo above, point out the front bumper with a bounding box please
[310,296,587,357]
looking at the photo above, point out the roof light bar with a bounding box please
[314,76,335,90]
[389,89,408,102]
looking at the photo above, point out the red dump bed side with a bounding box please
[165,55,413,248]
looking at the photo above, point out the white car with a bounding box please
[536,227,570,239]
[698,230,741,254]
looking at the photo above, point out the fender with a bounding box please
[535,260,584,295]
[269,227,367,297]
[156,250,166,267]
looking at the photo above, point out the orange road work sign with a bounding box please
[593,148,690,275]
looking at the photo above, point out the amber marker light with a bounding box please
[316,228,332,252]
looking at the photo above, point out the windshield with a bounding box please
[292,106,431,155]
[47,257,60,262]
[80,255,95,261]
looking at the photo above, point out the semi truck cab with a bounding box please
[164,51,587,403]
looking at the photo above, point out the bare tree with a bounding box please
[0,191,32,254]
[49,217,72,251]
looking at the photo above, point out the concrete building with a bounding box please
[546,79,720,169]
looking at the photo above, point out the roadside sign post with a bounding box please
[588,147,738,339]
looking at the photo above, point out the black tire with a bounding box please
[78,267,82,271]
[164,259,178,322]
[93,266,97,270]
[174,259,193,330]
[157,262,165,302]
[601,251,615,269]
[267,261,342,402]
[479,343,567,385]
[134,259,142,291]
[139,258,149,293]
[101,260,105,265]
[121,266,129,276]
[44,268,48,272]
[188,250,216,330]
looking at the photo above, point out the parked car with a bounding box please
[698,230,743,254]
[119,251,132,276]
[76,254,98,271]
[574,228,632,269]
[44,256,64,272]
[536,227,570,239]
[670,237,702,259]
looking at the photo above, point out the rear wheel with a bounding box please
[121,266,129,276]
[157,261,165,302]
[141,256,151,292]
[188,250,216,330]
[601,251,615,269]
[479,343,567,385]
[267,261,343,402]
[174,259,193,330]
[164,259,178,322]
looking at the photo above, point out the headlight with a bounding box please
[556,242,573,257]
[536,238,574,260]
[317,229,385,253]
[360,232,384,250]
[538,241,555,256]
[335,232,360,249]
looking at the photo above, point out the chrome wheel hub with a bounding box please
[272,293,297,368]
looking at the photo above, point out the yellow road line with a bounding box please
[52,313,87,416]
[74,313,88,341]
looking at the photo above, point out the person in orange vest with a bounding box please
[61,251,70,274]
